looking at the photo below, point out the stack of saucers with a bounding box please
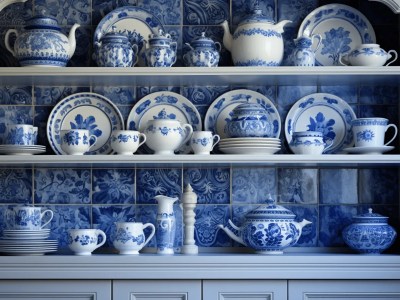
[218,137,281,155]
[0,229,58,255]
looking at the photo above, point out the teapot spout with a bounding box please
[218,219,245,245]
[220,20,232,52]
[298,219,312,229]
[67,23,81,58]
[275,20,292,33]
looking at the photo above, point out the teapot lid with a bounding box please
[246,195,296,219]
[232,102,267,113]
[149,29,172,41]
[101,26,130,42]
[353,208,388,224]
[189,32,216,47]
[25,11,60,31]
[239,3,274,26]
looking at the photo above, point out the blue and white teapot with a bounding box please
[5,13,80,67]
[183,32,221,67]
[142,29,177,67]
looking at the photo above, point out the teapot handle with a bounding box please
[215,41,222,52]
[385,50,398,66]
[180,124,193,148]
[311,34,322,52]
[5,29,18,57]
[131,44,139,67]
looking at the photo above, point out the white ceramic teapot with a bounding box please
[221,4,291,66]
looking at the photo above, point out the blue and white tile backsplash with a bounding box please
[0,0,399,253]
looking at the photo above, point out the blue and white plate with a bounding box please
[298,4,376,66]
[47,93,124,155]
[285,93,357,154]
[127,91,202,154]
[204,89,281,139]
[94,6,165,66]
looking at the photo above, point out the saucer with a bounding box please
[343,146,395,155]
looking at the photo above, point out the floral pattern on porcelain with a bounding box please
[142,29,177,67]
[183,32,221,67]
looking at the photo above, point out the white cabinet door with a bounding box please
[0,280,111,300]
[113,280,201,300]
[203,280,287,300]
[289,280,400,299]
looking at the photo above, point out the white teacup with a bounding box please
[5,124,34,145]
[191,131,220,155]
[5,206,53,230]
[60,129,97,155]
[113,222,155,255]
[110,130,146,155]
[290,131,332,155]
[67,229,106,256]
[352,118,398,147]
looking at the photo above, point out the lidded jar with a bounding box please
[342,208,397,254]
[93,26,138,67]
[183,32,221,67]
[142,29,177,67]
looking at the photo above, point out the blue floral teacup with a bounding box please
[290,131,332,155]
[6,206,53,230]
[113,222,155,255]
[67,229,106,255]
[110,130,146,155]
[5,124,35,145]
[60,129,98,155]
[190,131,220,155]
[351,118,398,148]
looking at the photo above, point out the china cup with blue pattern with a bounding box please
[5,124,35,145]
[218,195,312,254]
[290,131,333,154]
[225,103,273,138]
[340,44,398,67]
[113,222,155,255]
[142,29,177,67]
[291,34,321,66]
[5,206,53,230]
[5,13,80,67]
[190,131,220,155]
[183,32,221,67]
[342,208,397,254]
[68,229,107,256]
[60,129,98,155]
[110,130,146,155]
[351,118,398,148]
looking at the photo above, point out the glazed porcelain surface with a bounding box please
[142,29,177,67]
[183,32,221,67]
[340,44,398,66]
[155,195,178,254]
[113,222,155,255]
[289,131,332,154]
[291,34,321,66]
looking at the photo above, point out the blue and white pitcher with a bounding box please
[291,34,322,66]
[155,195,178,254]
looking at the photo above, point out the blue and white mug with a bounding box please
[60,129,97,155]
[190,131,220,155]
[5,124,34,145]
[110,130,146,155]
[67,229,106,256]
[113,222,155,255]
[290,131,333,155]
[5,206,53,230]
[351,118,398,147]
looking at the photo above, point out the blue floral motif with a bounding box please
[306,112,336,142]
[63,131,81,146]
[115,227,144,244]
[70,114,102,138]
[93,169,135,204]
[183,0,228,25]
[357,130,374,142]
[233,28,281,40]
[70,234,97,246]
[321,27,352,65]
[0,169,32,203]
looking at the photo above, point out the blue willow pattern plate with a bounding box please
[298,4,376,66]
[127,91,202,154]
[47,93,124,155]
[285,93,356,154]
[204,89,281,139]
[94,6,165,66]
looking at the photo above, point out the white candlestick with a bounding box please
[181,184,198,255]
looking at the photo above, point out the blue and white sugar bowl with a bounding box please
[93,26,138,67]
[225,103,274,138]
[5,13,80,67]
[142,29,177,67]
[183,32,221,67]
[340,44,398,67]
[342,208,397,254]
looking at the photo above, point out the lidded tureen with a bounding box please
[183,32,221,67]
[342,208,397,254]
[218,195,312,254]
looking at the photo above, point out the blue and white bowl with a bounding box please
[289,131,332,154]
[340,44,398,67]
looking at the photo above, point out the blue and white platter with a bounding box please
[127,91,202,154]
[94,6,165,66]
[285,93,357,154]
[47,93,124,155]
[204,89,281,139]
[298,4,376,66]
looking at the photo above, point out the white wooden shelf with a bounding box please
[1,67,400,86]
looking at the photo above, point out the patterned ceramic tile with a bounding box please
[0,86,32,105]
[92,0,138,26]
[136,168,182,204]
[34,86,89,105]
[92,205,136,247]
[278,168,317,204]
[232,167,276,204]
[359,169,399,205]
[140,0,181,25]
[0,1,32,26]
[358,105,399,125]
[34,0,91,25]
[33,106,52,151]
[277,0,317,26]
[195,204,231,247]
[285,204,318,247]
[116,105,133,124]
[319,169,358,204]
[68,25,92,67]
[0,105,33,144]
[0,169,32,203]
[92,86,136,105]
[182,86,230,106]
[47,205,91,248]
[318,205,357,247]
[184,168,230,204]
[232,0,275,26]
[183,0,229,25]
[35,169,91,204]
[93,169,135,204]
[359,86,399,105]
[319,86,358,104]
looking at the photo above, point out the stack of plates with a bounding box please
[218,138,281,155]
[0,229,57,255]
[0,145,46,155]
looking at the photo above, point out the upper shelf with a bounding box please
[1,67,400,87]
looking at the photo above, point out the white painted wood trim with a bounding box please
[369,0,400,13]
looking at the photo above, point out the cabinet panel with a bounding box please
[289,280,400,299]
[0,280,111,300]
[203,280,287,300]
[113,280,201,300]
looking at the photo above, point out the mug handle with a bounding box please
[40,209,54,229]
[88,135,98,149]
[142,223,156,248]
[138,133,147,147]
[384,124,398,146]
[322,138,334,154]
[385,50,398,66]
[211,134,221,150]
[95,230,107,249]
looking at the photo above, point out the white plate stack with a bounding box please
[218,137,281,155]
[0,229,58,255]
[0,145,46,155]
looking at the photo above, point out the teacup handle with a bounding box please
[180,124,194,148]
[95,230,107,249]
[142,223,156,248]
[339,54,350,66]
[40,209,54,229]
[138,133,147,147]
[312,34,322,52]
[322,138,334,154]
[384,124,398,146]
[212,134,221,150]
[88,135,98,149]
[385,50,398,66]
